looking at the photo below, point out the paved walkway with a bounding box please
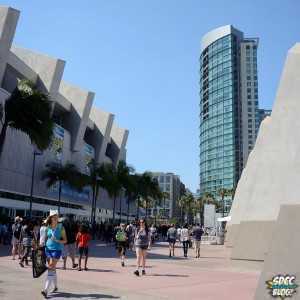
[0,241,260,299]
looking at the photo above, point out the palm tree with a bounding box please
[195,192,216,225]
[178,196,186,226]
[82,160,112,224]
[104,161,134,224]
[179,192,194,225]
[117,161,135,223]
[42,162,82,214]
[0,80,53,158]
[124,174,139,223]
[218,188,234,217]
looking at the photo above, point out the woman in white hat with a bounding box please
[41,210,67,298]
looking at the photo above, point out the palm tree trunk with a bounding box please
[90,185,95,223]
[222,195,225,217]
[136,198,139,220]
[0,121,8,159]
[119,195,122,223]
[58,180,62,214]
[126,197,130,224]
[112,196,116,224]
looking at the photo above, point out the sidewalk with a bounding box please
[0,241,260,299]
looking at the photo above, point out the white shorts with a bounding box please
[11,237,20,247]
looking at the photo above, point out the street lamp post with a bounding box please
[29,149,42,218]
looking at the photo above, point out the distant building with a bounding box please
[150,172,185,219]
[258,109,272,127]
[199,25,261,212]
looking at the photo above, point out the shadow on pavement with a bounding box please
[86,268,117,273]
[52,292,120,299]
[89,243,186,261]
[147,273,189,278]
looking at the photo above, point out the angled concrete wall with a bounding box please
[110,124,129,165]
[89,106,114,163]
[58,81,94,152]
[0,6,19,84]
[228,43,300,261]
[226,116,272,247]
[255,205,300,300]
[10,45,65,98]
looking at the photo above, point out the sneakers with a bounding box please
[19,262,24,268]
[41,290,48,299]
[121,262,125,267]
[134,270,139,276]
[142,269,146,275]
[52,287,58,293]
[84,267,88,271]
[78,267,82,271]
[72,263,78,269]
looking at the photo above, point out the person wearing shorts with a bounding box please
[41,210,67,299]
[134,219,150,276]
[167,224,177,257]
[115,223,128,267]
[192,224,204,258]
[62,215,78,270]
[76,224,91,271]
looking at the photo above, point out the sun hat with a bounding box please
[49,209,59,217]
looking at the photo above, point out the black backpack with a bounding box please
[13,223,21,239]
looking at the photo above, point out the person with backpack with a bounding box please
[76,224,91,271]
[41,210,67,298]
[134,219,150,276]
[115,223,128,267]
[11,216,22,260]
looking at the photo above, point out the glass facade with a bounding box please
[200,34,241,197]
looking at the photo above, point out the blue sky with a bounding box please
[4,0,300,192]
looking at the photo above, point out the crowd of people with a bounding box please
[1,211,207,299]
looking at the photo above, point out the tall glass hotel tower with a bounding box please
[199,25,259,210]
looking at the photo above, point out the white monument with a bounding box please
[227,43,300,261]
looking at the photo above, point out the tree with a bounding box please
[0,80,53,158]
[104,161,134,224]
[195,192,216,226]
[179,192,195,225]
[42,162,82,214]
[218,188,235,217]
[83,160,112,224]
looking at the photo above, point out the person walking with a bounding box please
[192,224,204,258]
[167,224,177,257]
[11,217,22,260]
[115,223,128,267]
[62,215,78,270]
[134,219,150,276]
[41,210,67,298]
[126,222,135,251]
[180,224,190,258]
[19,219,35,267]
[76,224,91,271]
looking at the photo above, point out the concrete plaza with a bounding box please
[0,241,260,300]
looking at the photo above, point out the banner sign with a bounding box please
[50,124,64,161]
[84,143,95,174]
